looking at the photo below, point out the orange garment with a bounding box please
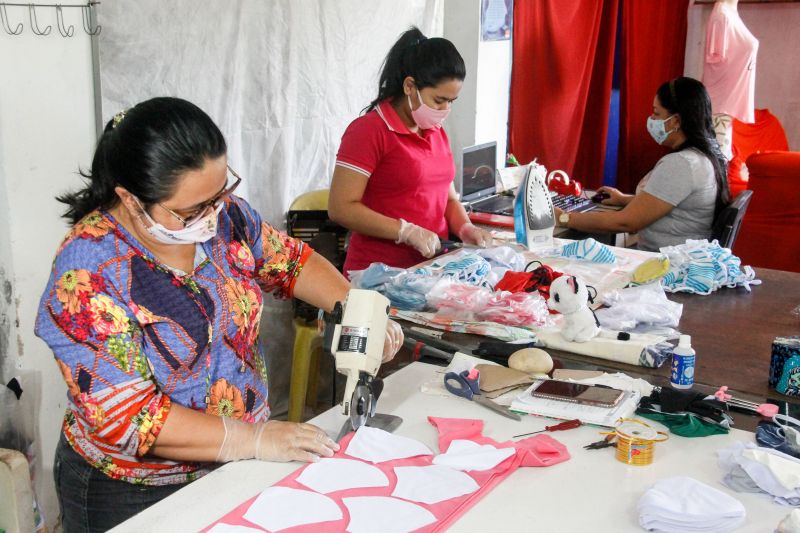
[728,109,789,197]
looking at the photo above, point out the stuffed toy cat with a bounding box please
[547,275,599,343]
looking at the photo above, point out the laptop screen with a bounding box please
[461,142,497,202]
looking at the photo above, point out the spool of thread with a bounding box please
[612,419,668,466]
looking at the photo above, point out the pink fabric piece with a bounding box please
[203,417,570,532]
[703,2,759,123]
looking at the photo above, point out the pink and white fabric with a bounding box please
[703,1,759,123]
[203,417,570,532]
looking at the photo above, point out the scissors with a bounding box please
[444,369,522,421]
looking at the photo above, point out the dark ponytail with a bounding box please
[58,97,227,225]
[656,77,730,215]
[364,27,466,113]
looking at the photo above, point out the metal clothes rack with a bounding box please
[0,2,100,36]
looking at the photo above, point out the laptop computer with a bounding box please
[460,142,516,216]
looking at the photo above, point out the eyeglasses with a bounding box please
[157,166,242,227]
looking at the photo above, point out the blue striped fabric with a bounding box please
[660,239,760,295]
[560,238,617,264]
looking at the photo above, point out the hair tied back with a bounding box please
[112,110,127,129]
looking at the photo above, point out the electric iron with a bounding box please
[514,160,556,249]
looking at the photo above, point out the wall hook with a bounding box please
[28,3,51,35]
[56,4,73,36]
[0,3,23,34]
[81,2,99,35]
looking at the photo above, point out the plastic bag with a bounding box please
[595,283,682,331]
[477,290,550,327]
[348,262,405,290]
[427,277,492,320]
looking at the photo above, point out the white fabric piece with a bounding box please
[296,458,389,493]
[778,509,800,533]
[536,326,667,367]
[743,448,800,491]
[718,441,800,505]
[392,465,480,504]
[432,439,515,471]
[637,476,746,533]
[207,524,263,533]
[345,426,432,464]
[98,0,444,420]
[343,496,436,533]
[242,487,342,531]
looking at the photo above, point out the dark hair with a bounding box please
[364,27,466,113]
[58,97,227,225]
[656,77,730,214]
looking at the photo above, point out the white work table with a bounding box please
[113,362,789,532]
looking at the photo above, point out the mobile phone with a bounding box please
[531,380,624,408]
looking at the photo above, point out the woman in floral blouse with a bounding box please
[35,97,403,532]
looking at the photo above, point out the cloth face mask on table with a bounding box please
[409,89,450,129]
[646,114,677,145]
[138,201,223,244]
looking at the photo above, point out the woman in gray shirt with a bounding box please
[554,77,730,252]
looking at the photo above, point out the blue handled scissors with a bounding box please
[444,369,522,421]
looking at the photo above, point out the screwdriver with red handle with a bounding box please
[512,419,582,438]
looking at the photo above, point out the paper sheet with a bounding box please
[432,439,516,471]
[207,524,263,533]
[392,465,480,504]
[343,496,436,533]
[345,426,432,463]
[296,458,389,493]
[242,487,342,531]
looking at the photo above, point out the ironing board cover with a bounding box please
[202,417,570,532]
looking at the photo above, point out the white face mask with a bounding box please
[138,202,222,245]
[646,114,677,145]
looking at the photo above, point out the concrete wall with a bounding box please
[444,0,512,193]
[0,5,97,529]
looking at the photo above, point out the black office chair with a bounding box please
[711,190,753,249]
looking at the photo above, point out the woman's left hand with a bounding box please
[457,223,493,248]
[382,319,404,363]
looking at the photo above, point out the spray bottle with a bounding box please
[670,335,695,389]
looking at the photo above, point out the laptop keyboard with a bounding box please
[470,195,515,216]
[471,192,595,216]
[551,193,594,213]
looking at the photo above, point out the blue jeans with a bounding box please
[54,435,191,532]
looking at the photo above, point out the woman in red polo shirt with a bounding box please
[329,27,492,275]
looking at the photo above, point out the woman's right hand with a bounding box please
[217,417,339,463]
[596,186,627,206]
[396,218,440,258]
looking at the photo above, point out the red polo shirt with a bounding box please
[336,99,455,274]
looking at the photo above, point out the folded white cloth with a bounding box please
[637,476,746,533]
[718,441,800,505]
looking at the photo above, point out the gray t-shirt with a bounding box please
[636,148,718,252]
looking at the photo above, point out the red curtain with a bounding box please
[617,0,689,193]
[508,0,619,190]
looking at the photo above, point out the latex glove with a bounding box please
[396,218,440,258]
[458,223,493,248]
[216,417,339,463]
[382,319,404,363]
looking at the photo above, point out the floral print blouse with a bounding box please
[35,196,312,485]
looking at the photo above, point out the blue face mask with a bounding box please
[646,114,677,145]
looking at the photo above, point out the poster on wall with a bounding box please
[481,0,512,41]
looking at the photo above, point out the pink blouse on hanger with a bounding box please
[703,2,759,123]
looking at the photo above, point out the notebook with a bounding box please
[460,142,516,216]
[510,380,640,427]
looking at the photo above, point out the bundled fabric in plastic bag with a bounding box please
[595,283,683,332]
[659,239,760,295]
